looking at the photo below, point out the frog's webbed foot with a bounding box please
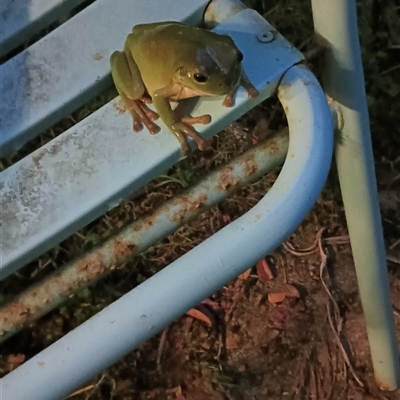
[173,102,211,126]
[241,70,259,100]
[121,94,160,134]
[223,91,235,108]
[180,114,211,125]
[223,72,259,108]
[172,104,212,155]
[171,122,212,156]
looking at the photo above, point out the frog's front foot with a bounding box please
[181,114,211,125]
[171,122,212,157]
[171,105,212,156]
[121,95,160,134]
[223,73,259,107]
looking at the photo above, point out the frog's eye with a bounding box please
[193,73,208,83]
[237,51,243,62]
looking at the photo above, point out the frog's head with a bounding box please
[172,36,244,97]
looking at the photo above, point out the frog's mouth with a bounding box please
[170,84,231,101]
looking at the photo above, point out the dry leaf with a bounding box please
[284,284,300,297]
[222,214,231,223]
[268,284,300,304]
[201,298,219,310]
[238,268,251,280]
[186,309,212,326]
[268,292,287,304]
[226,331,240,349]
[256,258,274,281]
[7,353,25,365]
[175,385,185,400]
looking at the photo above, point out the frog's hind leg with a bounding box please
[120,92,160,133]
[110,50,160,133]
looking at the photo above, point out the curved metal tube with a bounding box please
[1,65,334,400]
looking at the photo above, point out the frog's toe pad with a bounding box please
[181,114,211,126]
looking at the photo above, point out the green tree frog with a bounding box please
[110,22,258,156]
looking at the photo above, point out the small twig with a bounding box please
[65,374,112,400]
[387,254,400,265]
[165,386,182,395]
[326,305,364,387]
[318,230,341,327]
[67,385,94,398]
[276,253,288,283]
[317,229,364,387]
[157,326,170,374]
[283,228,345,257]
[310,364,318,399]
[282,240,318,257]
[86,374,115,400]
[323,235,350,245]
[216,331,223,362]
[225,280,244,322]
[389,237,400,250]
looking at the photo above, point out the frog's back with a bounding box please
[131,22,188,46]
[130,22,231,52]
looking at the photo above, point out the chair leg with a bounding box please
[311,0,400,391]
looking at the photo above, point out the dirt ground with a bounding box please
[1,0,400,399]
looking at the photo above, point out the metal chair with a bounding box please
[0,0,398,398]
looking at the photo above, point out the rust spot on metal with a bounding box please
[300,77,316,87]
[218,166,238,190]
[132,213,156,232]
[376,378,395,391]
[132,222,142,232]
[0,300,34,336]
[1,242,130,341]
[261,137,281,156]
[169,194,208,224]
[113,240,136,261]
[32,156,41,168]
[76,254,106,276]
[243,154,258,177]
[30,141,64,167]
[205,1,245,27]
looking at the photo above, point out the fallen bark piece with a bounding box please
[256,258,274,281]
[268,284,300,304]
[186,308,212,326]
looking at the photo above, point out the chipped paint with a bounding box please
[204,0,246,28]
[217,166,238,190]
[113,240,136,261]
